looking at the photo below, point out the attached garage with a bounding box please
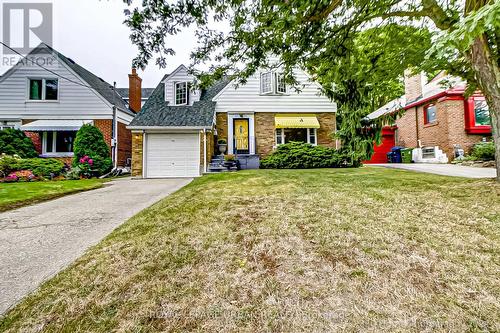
[144,133,200,178]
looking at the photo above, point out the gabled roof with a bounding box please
[128,77,229,128]
[0,43,132,115]
[116,88,155,100]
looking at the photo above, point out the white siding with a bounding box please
[163,65,201,106]
[213,68,337,113]
[0,54,114,120]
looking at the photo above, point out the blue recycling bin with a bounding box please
[391,146,403,163]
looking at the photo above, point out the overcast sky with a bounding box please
[0,0,202,88]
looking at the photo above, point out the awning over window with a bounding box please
[275,114,320,129]
[20,120,92,131]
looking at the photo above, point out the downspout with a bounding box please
[112,82,117,168]
[203,129,207,173]
[415,106,420,147]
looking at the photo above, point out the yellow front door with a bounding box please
[234,119,249,151]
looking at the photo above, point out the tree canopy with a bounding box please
[123,0,500,178]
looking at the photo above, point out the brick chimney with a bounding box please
[128,68,142,113]
[404,69,425,103]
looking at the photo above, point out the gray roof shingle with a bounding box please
[116,88,155,100]
[32,44,132,115]
[129,78,229,128]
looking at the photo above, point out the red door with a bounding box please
[364,126,396,164]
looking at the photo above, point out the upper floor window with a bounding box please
[261,72,286,95]
[260,72,273,94]
[175,82,188,105]
[276,73,286,93]
[424,103,437,124]
[29,78,58,101]
[474,99,490,126]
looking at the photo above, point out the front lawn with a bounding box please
[0,179,107,212]
[1,168,499,332]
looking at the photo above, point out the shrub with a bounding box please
[0,155,64,178]
[73,124,112,176]
[218,139,227,144]
[471,142,495,161]
[260,142,352,169]
[0,129,38,158]
[16,158,64,177]
[0,154,21,177]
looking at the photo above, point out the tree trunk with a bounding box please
[466,35,500,181]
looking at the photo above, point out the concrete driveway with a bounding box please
[0,177,192,315]
[371,163,497,178]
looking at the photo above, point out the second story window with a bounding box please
[260,72,273,94]
[276,73,286,93]
[175,82,188,105]
[424,103,437,124]
[261,71,286,95]
[29,78,58,101]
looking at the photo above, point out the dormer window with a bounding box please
[175,82,188,105]
[260,72,286,95]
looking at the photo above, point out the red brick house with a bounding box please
[0,43,143,167]
[366,71,492,163]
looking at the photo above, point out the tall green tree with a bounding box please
[124,0,500,180]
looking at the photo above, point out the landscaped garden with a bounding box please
[0,125,116,211]
[1,167,498,332]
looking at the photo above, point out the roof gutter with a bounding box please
[126,125,211,130]
[404,89,464,110]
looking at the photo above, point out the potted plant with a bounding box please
[218,139,227,154]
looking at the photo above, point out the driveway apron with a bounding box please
[0,177,192,314]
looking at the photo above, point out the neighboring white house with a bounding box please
[0,43,135,166]
[128,64,338,178]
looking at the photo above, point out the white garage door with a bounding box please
[145,133,200,178]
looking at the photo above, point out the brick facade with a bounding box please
[254,113,275,157]
[24,131,42,154]
[216,112,228,142]
[117,121,132,167]
[131,132,143,177]
[94,119,113,150]
[396,98,487,158]
[199,131,215,168]
[216,112,337,158]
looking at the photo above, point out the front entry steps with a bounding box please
[207,155,238,173]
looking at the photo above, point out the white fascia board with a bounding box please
[162,64,188,83]
[126,125,210,131]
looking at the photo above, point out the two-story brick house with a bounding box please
[366,71,492,163]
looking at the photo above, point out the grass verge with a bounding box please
[0,179,107,212]
[0,168,499,332]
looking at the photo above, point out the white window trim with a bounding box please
[42,131,75,157]
[260,72,273,94]
[174,81,188,105]
[275,128,317,146]
[275,73,287,94]
[27,78,60,102]
[307,128,317,145]
[275,128,284,145]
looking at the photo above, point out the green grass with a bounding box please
[1,167,499,332]
[0,179,107,212]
